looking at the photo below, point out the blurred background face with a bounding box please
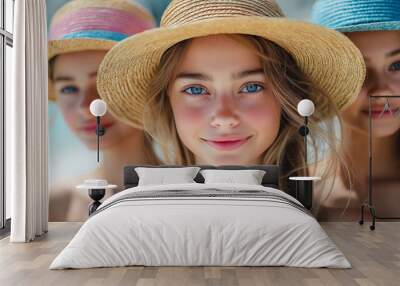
[168,35,281,165]
[52,50,140,150]
[342,31,400,137]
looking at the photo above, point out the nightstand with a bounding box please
[76,180,118,215]
[289,176,321,210]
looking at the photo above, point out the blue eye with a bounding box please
[183,86,208,96]
[389,61,400,72]
[241,83,264,93]
[60,86,79,95]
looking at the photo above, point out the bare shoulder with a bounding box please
[309,156,362,220]
[50,176,83,198]
[49,175,88,221]
[49,182,73,222]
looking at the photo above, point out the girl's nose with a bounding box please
[78,85,98,118]
[210,95,240,129]
[368,72,393,97]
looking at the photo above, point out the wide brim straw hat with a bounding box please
[97,0,366,129]
[311,0,400,33]
[48,0,156,100]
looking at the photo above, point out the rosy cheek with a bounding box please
[102,113,116,124]
[57,100,80,131]
[344,92,367,118]
[358,87,369,103]
[239,98,281,127]
[172,101,207,133]
[342,104,358,120]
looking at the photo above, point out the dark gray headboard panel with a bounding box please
[123,165,280,189]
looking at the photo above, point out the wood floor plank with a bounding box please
[0,222,399,286]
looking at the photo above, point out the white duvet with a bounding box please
[50,183,350,269]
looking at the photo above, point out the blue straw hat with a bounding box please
[311,0,400,33]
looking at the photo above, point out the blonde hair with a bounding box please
[143,34,349,193]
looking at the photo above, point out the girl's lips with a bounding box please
[362,109,399,119]
[81,122,114,133]
[203,136,252,151]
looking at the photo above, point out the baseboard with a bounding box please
[0,218,11,239]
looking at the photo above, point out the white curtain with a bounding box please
[7,0,49,242]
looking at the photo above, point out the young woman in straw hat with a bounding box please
[48,0,159,221]
[312,0,400,220]
[97,0,365,198]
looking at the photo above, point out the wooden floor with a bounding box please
[0,222,399,286]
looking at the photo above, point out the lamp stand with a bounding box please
[95,116,106,163]
[298,116,309,167]
[96,117,100,162]
[88,188,105,215]
[359,95,376,230]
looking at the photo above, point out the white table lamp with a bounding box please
[89,99,107,162]
[297,99,315,166]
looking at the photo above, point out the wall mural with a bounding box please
[47,0,400,223]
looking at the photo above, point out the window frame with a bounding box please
[0,0,14,234]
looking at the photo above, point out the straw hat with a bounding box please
[97,0,366,129]
[311,0,400,33]
[48,0,156,100]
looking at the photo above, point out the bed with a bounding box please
[50,165,350,269]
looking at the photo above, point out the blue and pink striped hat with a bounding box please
[48,0,156,100]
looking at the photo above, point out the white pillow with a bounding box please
[200,169,266,185]
[135,167,201,186]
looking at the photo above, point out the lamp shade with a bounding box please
[297,99,315,117]
[90,99,107,117]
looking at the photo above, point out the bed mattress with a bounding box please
[50,183,350,269]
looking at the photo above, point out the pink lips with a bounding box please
[203,136,251,151]
[81,122,114,133]
[363,108,398,119]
